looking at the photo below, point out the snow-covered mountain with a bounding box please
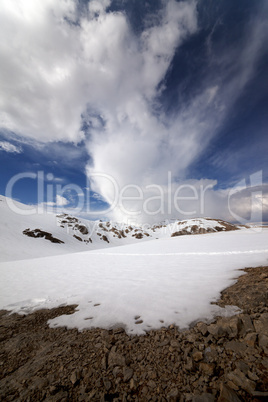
[0,194,239,262]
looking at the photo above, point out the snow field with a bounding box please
[1,229,268,335]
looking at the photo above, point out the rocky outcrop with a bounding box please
[73,234,82,242]
[0,266,267,401]
[74,224,89,235]
[132,233,143,239]
[101,235,109,243]
[171,219,238,237]
[57,214,240,246]
[22,228,64,244]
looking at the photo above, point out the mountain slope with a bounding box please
[0,195,239,262]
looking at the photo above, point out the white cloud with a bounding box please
[91,192,105,201]
[0,0,197,145]
[140,0,197,99]
[88,178,268,225]
[38,194,69,214]
[88,0,111,17]
[0,141,22,153]
[55,194,69,206]
[0,0,81,142]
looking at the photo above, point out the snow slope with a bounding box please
[0,195,156,262]
[0,195,239,262]
[1,228,267,335]
[0,195,90,262]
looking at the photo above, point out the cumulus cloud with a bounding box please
[90,176,268,225]
[0,141,22,154]
[55,194,69,206]
[0,0,198,143]
[39,195,69,215]
[0,0,267,223]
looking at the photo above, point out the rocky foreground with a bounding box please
[0,267,267,402]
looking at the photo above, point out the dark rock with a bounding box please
[196,322,209,336]
[23,228,64,244]
[134,233,143,239]
[102,235,109,243]
[170,340,180,348]
[108,350,126,367]
[70,370,81,385]
[199,362,215,376]
[247,370,259,382]
[123,367,133,382]
[192,351,203,362]
[167,387,180,400]
[225,340,247,354]
[185,357,194,371]
[253,313,268,335]
[258,334,268,350]
[192,393,215,402]
[112,367,121,378]
[204,346,218,363]
[207,323,226,338]
[227,369,256,394]
[218,383,242,401]
[239,314,255,336]
[186,333,197,343]
[101,353,108,370]
[159,339,170,346]
[251,391,268,398]
[73,234,82,242]
[235,360,249,374]
[75,224,89,235]
[244,332,257,347]
[147,380,156,388]
[103,377,112,391]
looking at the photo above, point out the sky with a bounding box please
[0,0,267,224]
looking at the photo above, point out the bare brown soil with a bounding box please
[0,267,267,401]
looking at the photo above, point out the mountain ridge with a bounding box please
[0,194,239,262]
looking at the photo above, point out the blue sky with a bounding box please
[0,0,267,223]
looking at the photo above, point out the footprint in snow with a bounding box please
[134,315,143,324]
